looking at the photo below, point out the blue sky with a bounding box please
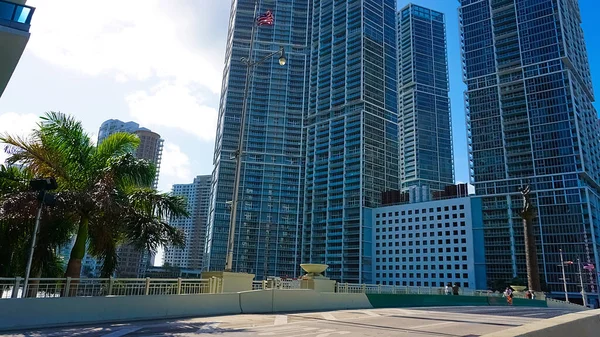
[0,0,599,191]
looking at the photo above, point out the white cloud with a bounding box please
[26,0,224,94]
[126,82,217,141]
[0,112,39,164]
[158,143,193,192]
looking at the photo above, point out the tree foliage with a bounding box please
[0,112,187,278]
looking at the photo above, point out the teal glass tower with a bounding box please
[460,0,600,298]
[398,4,454,192]
[301,0,400,283]
[205,0,311,279]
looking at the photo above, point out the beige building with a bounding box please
[97,119,164,278]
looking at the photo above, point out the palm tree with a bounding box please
[0,165,71,278]
[0,112,186,278]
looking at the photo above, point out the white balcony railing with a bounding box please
[1,277,222,299]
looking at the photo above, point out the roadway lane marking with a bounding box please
[274,315,288,325]
[359,310,381,317]
[315,329,351,336]
[408,321,458,330]
[321,312,337,320]
[101,327,142,337]
[258,326,319,335]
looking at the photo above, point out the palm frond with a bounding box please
[126,188,190,219]
[95,132,140,162]
[0,133,69,180]
[105,154,156,188]
[37,112,95,186]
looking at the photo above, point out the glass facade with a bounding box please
[301,0,399,283]
[206,0,311,279]
[0,0,34,32]
[459,0,600,297]
[397,4,454,192]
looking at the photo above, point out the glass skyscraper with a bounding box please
[397,4,454,192]
[460,0,600,298]
[301,0,399,283]
[205,0,311,279]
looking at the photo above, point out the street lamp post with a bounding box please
[577,258,588,307]
[224,15,287,271]
[559,248,569,302]
[23,177,57,297]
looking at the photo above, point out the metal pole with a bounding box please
[225,0,259,272]
[559,248,569,302]
[577,258,587,307]
[23,194,44,297]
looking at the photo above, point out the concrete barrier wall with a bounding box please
[0,293,242,331]
[0,291,554,332]
[482,309,600,337]
[239,289,372,314]
[272,290,372,312]
[546,298,590,311]
[0,290,371,331]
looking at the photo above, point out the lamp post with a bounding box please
[224,30,287,271]
[23,177,57,297]
[559,248,569,302]
[577,258,588,307]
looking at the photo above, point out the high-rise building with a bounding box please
[164,175,211,270]
[397,4,454,192]
[98,119,163,189]
[302,0,400,283]
[205,0,311,279]
[97,119,164,278]
[0,0,34,97]
[370,191,486,290]
[459,0,600,299]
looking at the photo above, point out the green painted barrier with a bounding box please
[366,294,548,308]
[367,294,488,308]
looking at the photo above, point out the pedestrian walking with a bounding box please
[504,287,513,305]
[452,283,460,295]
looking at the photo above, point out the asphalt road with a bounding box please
[1,306,578,337]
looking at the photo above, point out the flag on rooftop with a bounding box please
[257,10,274,26]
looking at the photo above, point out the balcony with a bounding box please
[0,0,34,97]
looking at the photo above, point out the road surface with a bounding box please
[2,306,577,337]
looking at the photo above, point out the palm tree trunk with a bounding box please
[65,217,88,279]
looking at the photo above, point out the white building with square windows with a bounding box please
[368,196,486,289]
